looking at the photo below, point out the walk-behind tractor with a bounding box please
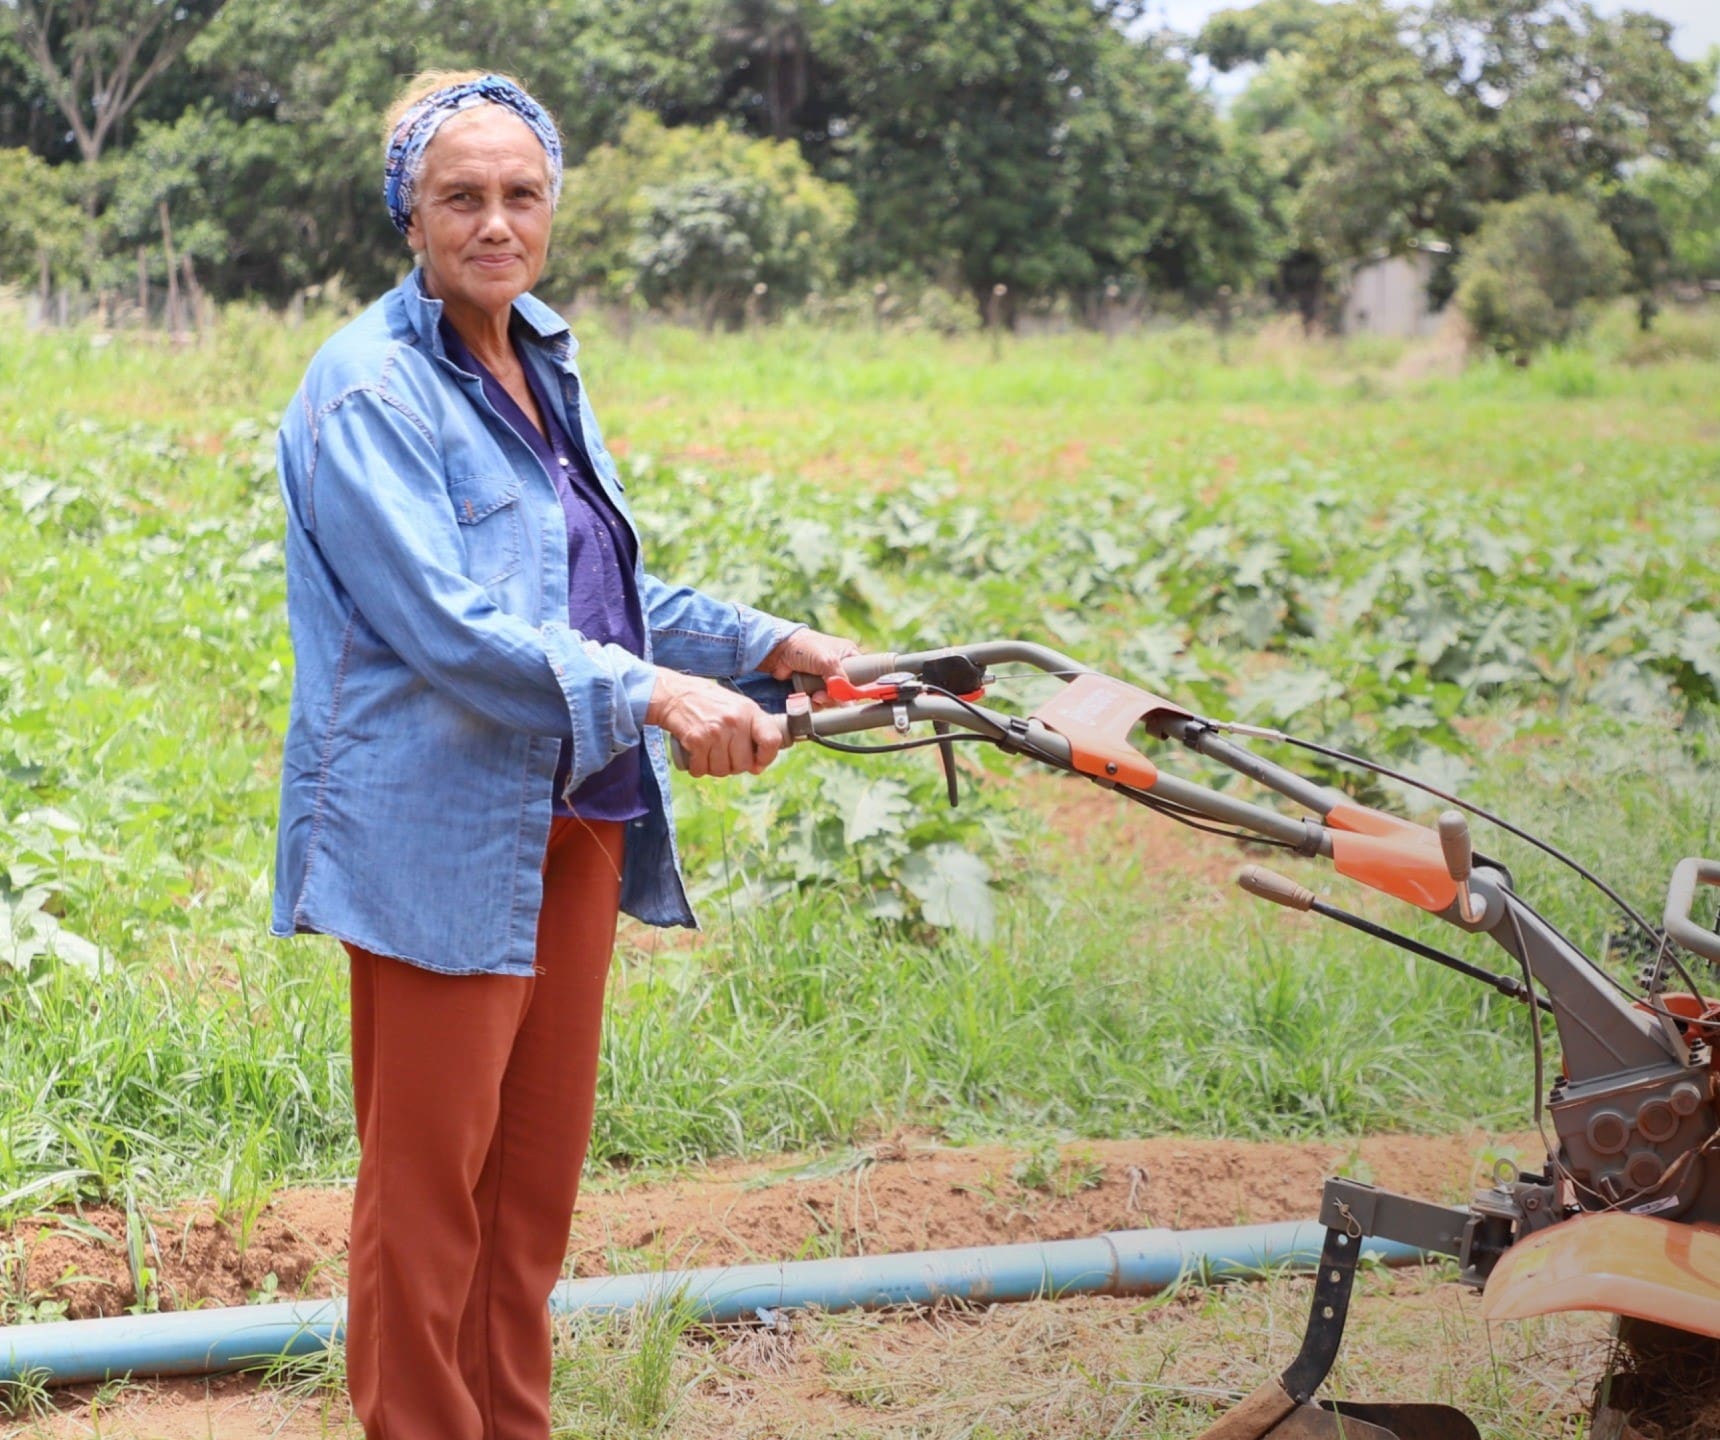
[746,641,1720,1440]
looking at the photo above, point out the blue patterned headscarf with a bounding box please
[383,74,563,235]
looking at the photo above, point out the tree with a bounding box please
[120,0,735,299]
[1419,0,1714,206]
[0,145,85,285]
[1217,2,1467,321]
[96,103,247,293]
[820,0,1099,314]
[541,109,853,315]
[1632,152,1720,282]
[821,0,1267,319]
[1197,0,1332,72]
[630,177,778,323]
[1204,0,1713,323]
[0,23,73,158]
[1596,183,1671,328]
[1064,29,1275,303]
[1,0,228,163]
[119,0,605,300]
[1455,192,1627,358]
[712,0,815,140]
[1285,3,1470,263]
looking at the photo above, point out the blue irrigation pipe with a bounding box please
[0,1221,1431,1387]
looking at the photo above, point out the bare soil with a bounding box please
[1,1132,1558,1439]
[11,1133,1528,1321]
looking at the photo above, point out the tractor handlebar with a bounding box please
[1664,857,1720,965]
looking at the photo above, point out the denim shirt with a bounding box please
[270,270,799,975]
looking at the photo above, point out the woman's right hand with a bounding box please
[645,670,783,778]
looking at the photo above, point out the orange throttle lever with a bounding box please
[821,673,988,705]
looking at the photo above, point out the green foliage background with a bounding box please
[1457,193,1631,358]
[1,0,1716,329]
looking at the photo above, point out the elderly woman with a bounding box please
[270,70,855,1440]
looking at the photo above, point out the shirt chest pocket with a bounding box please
[447,474,524,588]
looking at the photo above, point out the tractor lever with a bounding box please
[1236,867,1553,1012]
[1438,810,1484,923]
[1239,865,1315,911]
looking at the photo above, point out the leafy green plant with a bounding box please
[123,1188,160,1314]
[675,746,1009,939]
[1,808,113,977]
[0,1238,69,1327]
[217,1125,277,1259]
[0,148,89,291]
[546,111,854,318]
[1457,194,1630,361]
[0,1366,54,1422]
[1011,1141,1062,1193]
[1011,1142,1105,1198]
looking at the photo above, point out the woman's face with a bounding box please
[407,106,553,321]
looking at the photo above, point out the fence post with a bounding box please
[988,282,1008,358]
[38,250,51,324]
[181,253,206,337]
[159,201,184,338]
[137,246,149,327]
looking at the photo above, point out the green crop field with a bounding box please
[3,303,1718,1207]
[1,303,1718,1433]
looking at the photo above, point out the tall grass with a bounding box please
[5,720,1707,1216]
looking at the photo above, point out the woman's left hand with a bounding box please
[758,629,862,706]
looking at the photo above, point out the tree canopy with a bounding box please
[1456,191,1628,356]
[542,109,854,322]
[1,0,228,162]
[0,0,1712,324]
[1204,0,1714,319]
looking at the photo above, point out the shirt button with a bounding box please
[558,455,570,467]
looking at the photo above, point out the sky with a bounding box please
[1142,0,1720,69]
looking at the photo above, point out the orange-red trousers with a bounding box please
[343,816,624,1440]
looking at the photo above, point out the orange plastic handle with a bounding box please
[1325,801,1459,913]
[1030,674,1192,792]
[823,675,986,705]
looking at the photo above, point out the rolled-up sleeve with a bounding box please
[299,384,656,779]
[638,573,804,680]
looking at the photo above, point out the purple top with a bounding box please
[441,317,647,822]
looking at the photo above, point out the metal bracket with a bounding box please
[1279,1225,1363,1404]
[1277,1179,1474,1403]
[1319,1177,1469,1259]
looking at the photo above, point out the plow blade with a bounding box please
[1291,1402,1481,1440]
[1199,1379,1480,1440]
[1480,1213,1720,1338]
